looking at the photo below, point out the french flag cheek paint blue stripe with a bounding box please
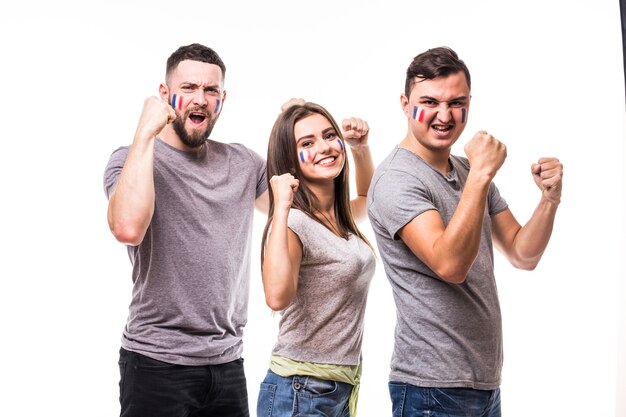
[299,150,311,163]
[461,108,467,124]
[413,106,425,122]
[215,99,221,113]
[338,139,344,151]
[171,94,183,110]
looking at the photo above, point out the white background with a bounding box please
[1,1,624,416]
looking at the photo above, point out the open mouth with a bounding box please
[432,124,453,133]
[188,112,207,125]
[316,156,337,166]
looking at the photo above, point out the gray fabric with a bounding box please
[103,138,267,366]
[367,147,508,390]
[271,209,376,366]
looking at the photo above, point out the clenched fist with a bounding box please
[342,117,369,149]
[280,98,306,113]
[464,130,507,180]
[136,96,177,140]
[531,158,563,204]
[270,173,300,210]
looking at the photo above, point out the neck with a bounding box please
[400,134,451,174]
[159,125,205,153]
[307,181,335,213]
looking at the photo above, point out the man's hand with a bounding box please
[531,158,563,204]
[464,130,507,180]
[342,117,369,149]
[135,96,177,140]
[280,98,305,112]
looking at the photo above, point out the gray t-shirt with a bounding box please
[271,209,376,366]
[103,138,267,366]
[367,147,508,390]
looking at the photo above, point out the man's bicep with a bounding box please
[255,189,270,215]
[491,208,522,258]
[397,209,445,266]
[103,148,128,199]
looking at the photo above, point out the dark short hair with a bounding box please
[165,43,226,81]
[404,46,471,97]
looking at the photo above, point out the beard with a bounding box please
[172,108,217,149]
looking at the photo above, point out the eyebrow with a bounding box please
[181,82,221,90]
[296,127,336,143]
[419,95,469,102]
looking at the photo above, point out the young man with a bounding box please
[103,43,268,417]
[367,47,563,416]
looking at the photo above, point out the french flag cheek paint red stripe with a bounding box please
[171,94,183,110]
[413,106,425,123]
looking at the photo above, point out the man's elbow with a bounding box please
[265,294,290,312]
[435,265,469,284]
[109,220,145,246]
[509,251,543,271]
[511,258,540,271]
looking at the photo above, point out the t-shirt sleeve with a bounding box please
[245,147,268,198]
[488,181,508,215]
[369,168,436,240]
[103,147,129,200]
[286,209,310,259]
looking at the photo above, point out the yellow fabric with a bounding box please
[270,355,362,417]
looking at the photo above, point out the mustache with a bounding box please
[184,105,209,116]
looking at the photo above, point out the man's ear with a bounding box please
[400,93,410,117]
[159,83,169,101]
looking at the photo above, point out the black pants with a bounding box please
[118,348,249,417]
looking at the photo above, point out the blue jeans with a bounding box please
[256,370,351,417]
[388,382,501,417]
[118,348,249,417]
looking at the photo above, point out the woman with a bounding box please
[257,101,376,417]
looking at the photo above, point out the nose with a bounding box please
[436,104,452,123]
[317,138,331,154]
[192,90,208,106]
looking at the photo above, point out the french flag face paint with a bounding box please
[215,99,221,114]
[461,108,467,124]
[299,150,311,164]
[171,94,183,110]
[413,105,425,123]
[336,138,344,152]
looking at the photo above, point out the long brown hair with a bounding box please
[261,102,372,265]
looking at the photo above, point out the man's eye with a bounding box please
[422,100,437,106]
[450,101,463,107]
